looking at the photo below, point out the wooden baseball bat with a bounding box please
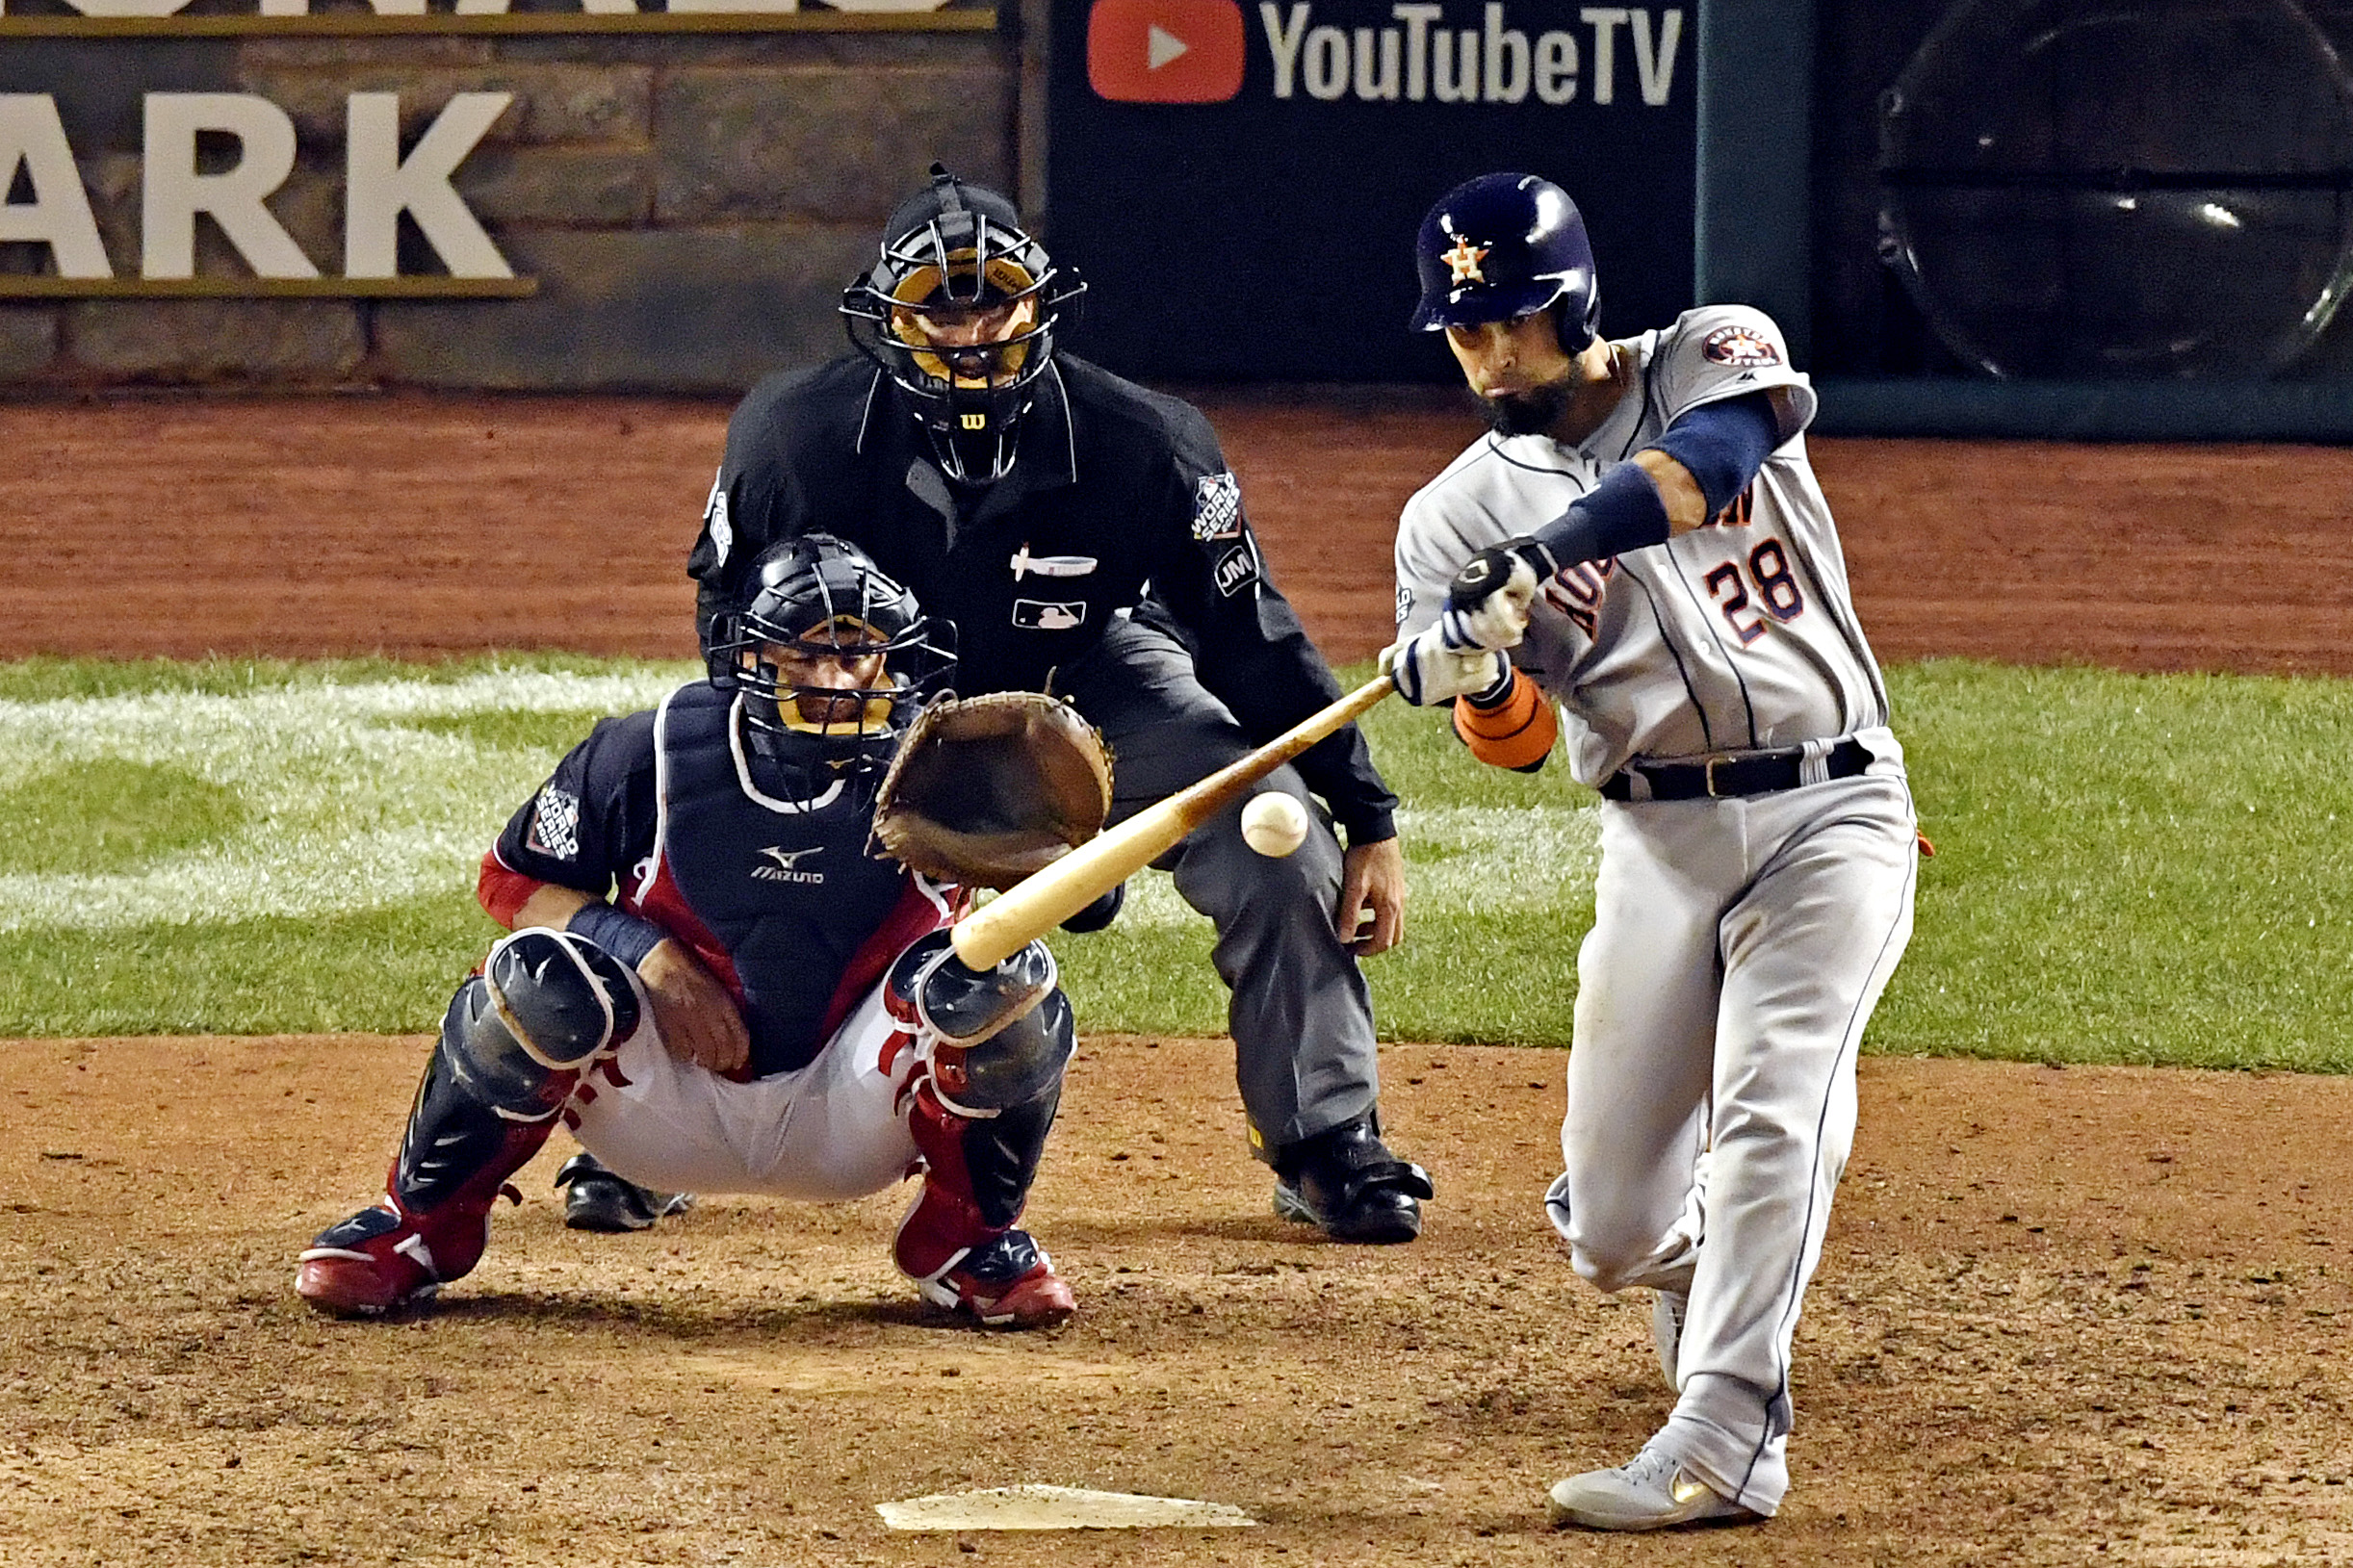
[950,673,1396,970]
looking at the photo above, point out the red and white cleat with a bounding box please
[294,1192,500,1318]
[913,1230,1075,1329]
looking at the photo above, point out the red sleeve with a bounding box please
[478,850,548,930]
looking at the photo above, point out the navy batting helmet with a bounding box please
[708,534,955,747]
[1409,173,1600,353]
[840,164,1087,487]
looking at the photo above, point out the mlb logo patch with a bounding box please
[1213,544,1257,598]
[1012,599,1088,631]
[1702,324,1780,368]
[1191,470,1243,542]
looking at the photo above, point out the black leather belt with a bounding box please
[1600,737,1874,802]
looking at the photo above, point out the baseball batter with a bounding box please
[1383,173,1920,1529]
[296,535,1082,1329]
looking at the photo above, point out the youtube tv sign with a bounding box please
[1089,0,1247,103]
[1048,0,1695,380]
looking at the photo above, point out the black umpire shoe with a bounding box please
[1058,882,1125,934]
[1272,1115,1434,1245]
[554,1152,693,1233]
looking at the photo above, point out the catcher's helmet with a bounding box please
[707,534,955,748]
[840,164,1087,487]
[1409,172,1600,353]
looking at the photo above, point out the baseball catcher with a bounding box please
[296,535,1107,1329]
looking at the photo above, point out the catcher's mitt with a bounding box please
[870,691,1114,889]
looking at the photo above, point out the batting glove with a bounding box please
[1439,538,1554,652]
[1382,628,1513,707]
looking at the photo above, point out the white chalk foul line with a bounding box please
[1109,802,1601,930]
[0,669,1601,935]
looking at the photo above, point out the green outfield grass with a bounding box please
[2,655,2347,1070]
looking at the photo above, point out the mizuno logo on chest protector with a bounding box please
[753,845,825,884]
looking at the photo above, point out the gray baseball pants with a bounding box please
[1543,753,1918,1514]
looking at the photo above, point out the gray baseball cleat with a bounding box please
[1545,1443,1763,1531]
[1651,1288,1687,1389]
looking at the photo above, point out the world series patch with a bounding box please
[1702,324,1781,368]
[527,784,582,860]
[1191,471,1243,542]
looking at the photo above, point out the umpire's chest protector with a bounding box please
[635,684,919,1076]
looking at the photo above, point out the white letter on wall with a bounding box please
[345,92,515,280]
[1261,3,1311,100]
[1632,9,1683,105]
[57,0,194,16]
[0,95,112,277]
[142,93,317,280]
[1581,7,1627,105]
[1392,4,1440,100]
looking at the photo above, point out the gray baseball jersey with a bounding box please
[1392,303,1920,1515]
[1394,305,1892,787]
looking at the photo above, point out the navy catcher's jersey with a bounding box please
[491,681,952,1078]
[1394,305,1893,787]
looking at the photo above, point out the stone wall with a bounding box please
[0,21,1020,391]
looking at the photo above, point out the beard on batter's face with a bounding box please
[1480,379,1575,438]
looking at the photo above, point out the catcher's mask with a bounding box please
[707,534,955,751]
[840,163,1086,487]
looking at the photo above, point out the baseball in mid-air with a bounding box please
[1240,791,1309,858]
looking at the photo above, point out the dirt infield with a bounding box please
[7,1039,2350,1567]
[4,391,2352,1565]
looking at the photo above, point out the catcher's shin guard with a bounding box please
[892,1050,1074,1327]
[464,926,642,1091]
[296,930,640,1317]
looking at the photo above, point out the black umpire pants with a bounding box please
[1057,613,1382,1156]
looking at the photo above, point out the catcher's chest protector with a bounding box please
[634,686,921,1076]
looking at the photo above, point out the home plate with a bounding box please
[876,1484,1256,1530]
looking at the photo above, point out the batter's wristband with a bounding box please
[564,902,666,970]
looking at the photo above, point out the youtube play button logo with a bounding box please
[1088,0,1246,103]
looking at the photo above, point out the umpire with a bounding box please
[681,163,1431,1243]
